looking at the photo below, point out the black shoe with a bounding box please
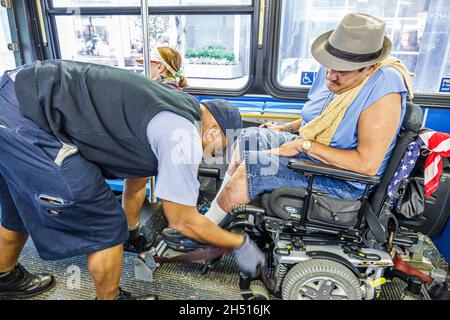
[162,228,212,252]
[124,233,153,254]
[0,264,55,299]
[116,287,158,300]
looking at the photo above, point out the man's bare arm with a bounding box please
[261,118,303,133]
[162,200,244,249]
[282,118,303,133]
[306,93,402,176]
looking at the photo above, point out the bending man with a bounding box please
[0,60,264,300]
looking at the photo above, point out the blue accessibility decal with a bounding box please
[301,72,317,86]
[440,78,450,93]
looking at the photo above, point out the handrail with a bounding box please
[140,0,157,204]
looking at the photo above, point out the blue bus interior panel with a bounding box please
[107,179,150,196]
[263,102,304,115]
[424,109,450,134]
[434,221,450,262]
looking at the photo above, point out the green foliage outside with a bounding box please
[185,45,237,65]
[149,16,170,43]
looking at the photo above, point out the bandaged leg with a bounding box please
[204,137,249,225]
[204,172,232,224]
[204,198,229,225]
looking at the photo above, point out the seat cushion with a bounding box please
[261,188,305,220]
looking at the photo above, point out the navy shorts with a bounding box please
[0,73,128,260]
[239,127,366,201]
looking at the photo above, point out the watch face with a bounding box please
[303,140,312,151]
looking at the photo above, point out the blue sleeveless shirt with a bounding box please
[300,67,409,191]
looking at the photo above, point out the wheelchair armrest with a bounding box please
[199,158,229,179]
[287,160,381,185]
[198,166,221,179]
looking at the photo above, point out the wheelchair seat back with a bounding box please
[369,102,423,217]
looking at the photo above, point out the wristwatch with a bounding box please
[302,140,312,153]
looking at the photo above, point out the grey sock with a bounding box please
[128,223,140,240]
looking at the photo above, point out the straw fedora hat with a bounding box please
[311,13,392,71]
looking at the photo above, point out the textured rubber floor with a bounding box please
[20,240,242,300]
[4,199,448,300]
[16,238,442,301]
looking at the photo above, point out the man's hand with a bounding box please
[162,200,245,249]
[259,121,285,131]
[266,139,303,157]
[233,235,266,278]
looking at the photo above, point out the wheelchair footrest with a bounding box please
[162,228,213,253]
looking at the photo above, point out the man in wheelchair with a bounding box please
[161,13,449,300]
[204,12,411,229]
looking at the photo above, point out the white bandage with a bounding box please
[204,172,232,225]
[204,198,228,225]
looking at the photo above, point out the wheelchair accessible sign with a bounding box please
[440,78,450,93]
[301,72,318,86]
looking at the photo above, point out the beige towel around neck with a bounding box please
[299,56,414,146]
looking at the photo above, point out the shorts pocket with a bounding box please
[34,194,87,232]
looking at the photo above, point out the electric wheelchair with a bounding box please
[154,101,450,300]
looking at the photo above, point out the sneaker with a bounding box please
[428,282,450,300]
[0,264,55,299]
[116,287,158,300]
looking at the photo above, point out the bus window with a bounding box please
[55,14,252,90]
[51,0,252,7]
[49,1,254,92]
[56,15,143,71]
[277,0,450,95]
[0,7,16,73]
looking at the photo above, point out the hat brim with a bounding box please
[311,30,392,71]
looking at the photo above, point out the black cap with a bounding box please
[202,99,243,150]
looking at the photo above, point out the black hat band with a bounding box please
[325,42,383,63]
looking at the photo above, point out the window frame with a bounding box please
[42,0,259,96]
[2,1,22,68]
[264,0,450,109]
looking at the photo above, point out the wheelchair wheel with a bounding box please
[282,259,363,300]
